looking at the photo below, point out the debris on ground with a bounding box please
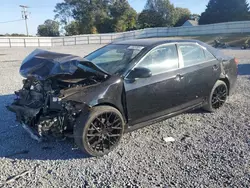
[0,170,31,187]
[163,137,175,143]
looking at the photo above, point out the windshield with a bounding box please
[85,44,144,74]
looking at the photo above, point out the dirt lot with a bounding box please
[0,45,249,187]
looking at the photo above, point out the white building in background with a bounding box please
[182,19,199,27]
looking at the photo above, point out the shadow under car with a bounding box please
[0,94,89,160]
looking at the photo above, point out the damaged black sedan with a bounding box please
[7,39,238,157]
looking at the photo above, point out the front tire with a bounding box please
[203,80,228,112]
[74,106,125,157]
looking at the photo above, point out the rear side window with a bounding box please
[138,44,179,75]
[204,49,216,60]
[178,44,206,67]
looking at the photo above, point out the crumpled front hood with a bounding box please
[20,49,109,80]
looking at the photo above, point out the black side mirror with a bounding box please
[126,67,152,82]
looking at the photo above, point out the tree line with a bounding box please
[37,0,250,36]
[0,33,28,37]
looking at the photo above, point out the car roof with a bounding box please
[112,38,226,59]
[112,38,201,46]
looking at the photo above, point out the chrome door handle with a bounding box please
[213,64,219,71]
[175,74,184,81]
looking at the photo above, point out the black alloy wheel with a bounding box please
[211,84,227,109]
[203,80,228,112]
[74,106,124,157]
[86,112,123,153]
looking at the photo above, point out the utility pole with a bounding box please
[20,5,29,36]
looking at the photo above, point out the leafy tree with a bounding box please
[54,0,137,34]
[70,0,97,34]
[138,9,165,28]
[174,7,191,27]
[37,19,60,36]
[5,33,27,37]
[138,2,191,28]
[54,2,73,25]
[110,0,137,32]
[64,21,81,36]
[199,0,250,24]
[95,17,113,33]
[144,0,175,27]
[54,0,106,34]
[190,14,200,20]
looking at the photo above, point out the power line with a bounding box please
[29,6,53,9]
[0,19,24,24]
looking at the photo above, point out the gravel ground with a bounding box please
[0,45,250,187]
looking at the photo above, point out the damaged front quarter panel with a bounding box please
[6,49,126,141]
[60,76,126,120]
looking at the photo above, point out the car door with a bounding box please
[176,43,221,106]
[124,44,187,125]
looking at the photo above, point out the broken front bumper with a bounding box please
[20,122,42,142]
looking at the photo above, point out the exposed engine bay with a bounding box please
[7,76,103,140]
[6,49,109,140]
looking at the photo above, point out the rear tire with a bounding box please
[74,106,125,157]
[203,80,228,112]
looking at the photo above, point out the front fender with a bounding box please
[61,76,126,119]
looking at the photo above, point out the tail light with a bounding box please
[234,58,239,65]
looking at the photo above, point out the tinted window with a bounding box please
[204,49,215,60]
[91,49,124,64]
[138,44,179,75]
[179,44,206,67]
[85,44,144,74]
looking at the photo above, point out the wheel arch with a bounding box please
[219,77,230,95]
[94,102,128,124]
[74,103,125,157]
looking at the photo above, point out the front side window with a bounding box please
[204,49,216,60]
[137,44,179,75]
[85,44,144,74]
[178,44,206,67]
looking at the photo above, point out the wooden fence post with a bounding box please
[24,38,26,47]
